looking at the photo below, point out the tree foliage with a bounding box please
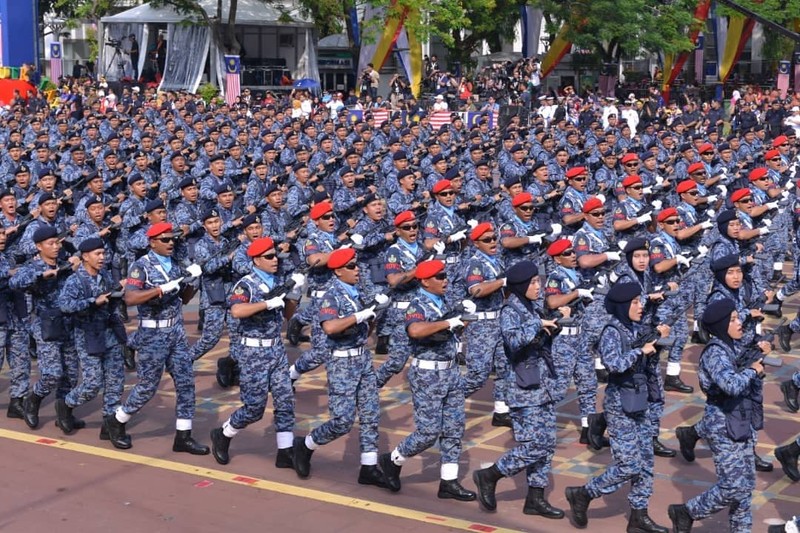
[717,0,800,62]
[531,0,697,61]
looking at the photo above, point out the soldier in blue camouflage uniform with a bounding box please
[9,226,80,430]
[292,247,389,489]
[558,168,590,236]
[461,222,511,426]
[56,238,125,441]
[566,282,670,532]
[0,228,28,420]
[472,261,566,519]
[210,237,299,467]
[499,192,561,269]
[105,222,209,455]
[422,179,467,306]
[379,259,477,501]
[668,299,765,533]
[375,210,427,387]
[611,175,654,239]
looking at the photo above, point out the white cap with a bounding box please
[435,94,444,100]
[793,106,800,112]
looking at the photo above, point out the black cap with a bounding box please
[78,237,105,253]
[33,225,58,243]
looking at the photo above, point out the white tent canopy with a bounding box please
[99,0,318,92]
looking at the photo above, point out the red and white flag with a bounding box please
[429,111,454,130]
[777,60,791,100]
[224,55,241,106]
[371,108,390,124]
[50,43,62,81]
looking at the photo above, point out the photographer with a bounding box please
[389,74,406,109]
[361,63,380,100]
[128,34,139,80]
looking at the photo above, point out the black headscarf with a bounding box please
[604,282,641,329]
[623,237,648,284]
[716,209,737,239]
[702,298,736,348]
[711,253,739,287]
[506,260,539,314]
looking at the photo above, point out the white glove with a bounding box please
[290,272,306,288]
[697,245,709,257]
[676,255,691,267]
[785,180,795,190]
[340,243,353,249]
[374,293,390,305]
[759,227,771,236]
[448,230,467,243]
[762,218,773,227]
[461,300,477,314]
[354,305,376,324]
[433,241,446,254]
[466,219,479,229]
[550,223,562,236]
[652,200,662,210]
[766,201,779,210]
[159,278,183,294]
[605,251,621,261]
[781,190,791,199]
[706,209,715,218]
[655,176,664,186]
[643,187,653,195]
[186,263,202,278]
[700,220,714,229]
[265,293,286,310]
[596,194,606,203]
[636,212,652,224]
[717,184,728,196]
[446,315,465,331]
[577,288,594,299]
[617,240,628,250]
[527,234,544,244]
[609,271,619,283]
[706,194,718,203]
[349,233,365,246]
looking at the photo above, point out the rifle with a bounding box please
[264,258,321,299]
[630,313,678,350]
[738,338,782,370]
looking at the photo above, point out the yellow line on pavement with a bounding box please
[0,427,522,533]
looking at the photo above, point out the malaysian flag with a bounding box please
[224,55,241,106]
[50,42,62,82]
[777,60,791,99]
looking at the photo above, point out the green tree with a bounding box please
[717,0,800,65]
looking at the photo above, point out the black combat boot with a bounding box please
[775,441,800,481]
[596,368,609,383]
[7,397,24,419]
[286,316,303,346]
[472,464,504,511]
[653,437,677,458]
[523,487,564,519]
[781,380,800,412]
[54,399,74,435]
[375,335,390,355]
[587,412,609,450]
[103,414,132,449]
[438,479,476,501]
[210,427,231,464]
[491,412,512,427]
[667,504,694,533]
[379,452,402,492]
[755,453,774,472]
[292,436,313,479]
[778,324,793,353]
[216,356,235,388]
[123,346,136,371]
[565,486,592,528]
[627,508,668,533]
[172,430,210,455]
[275,447,293,468]
[676,425,699,462]
[23,392,44,429]
[358,465,388,489]
[664,375,694,393]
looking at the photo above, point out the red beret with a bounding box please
[432,179,452,194]
[765,149,781,160]
[310,201,333,220]
[621,153,639,164]
[393,210,415,226]
[565,166,587,179]
[657,207,679,222]
[748,167,768,181]
[582,196,604,214]
[676,180,697,194]
[327,247,356,269]
[246,237,275,257]
[415,259,445,280]
[547,238,572,257]
[512,192,533,207]
[146,222,173,238]
[470,222,494,241]
[698,143,714,154]
[731,188,751,202]
[772,135,788,147]
[688,162,706,174]
[622,175,642,188]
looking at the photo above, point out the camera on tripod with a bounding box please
[106,38,122,49]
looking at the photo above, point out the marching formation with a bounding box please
[2,86,800,532]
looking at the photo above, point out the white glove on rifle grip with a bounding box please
[550,223,563,236]
[636,213,652,224]
[374,293,390,305]
[577,288,594,299]
[461,300,477,314]
[265,293,286,310]
[676,255,690,267]
[290,272,306,288]
[528,234,544,244]
[349,233,365,246]
[605,251,621,262]
[355,305,376,324]
[700,220,713,230]
[159,278,183,294]
[759,227,770,236]
[706,194,718,203]
[186,263,203,278]
[466,219,479,229]
[449,230,467,243]
[446,315,465,331]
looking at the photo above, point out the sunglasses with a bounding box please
[588,210,606,217]
[560,249,576,257]
[478,235,497,243]
[438,191,455,197]
[259,253,277,260]
[662,219,680,225]
[398,223,418,231]
[433,272,447,280]
[628,185,643,191]
[572,177,587,182]
[691,171,707,176]
[686,191,699,196]
[155,236,176,243]
[756,177,769,181]
[780,143,789,147]
[342,262,358,270]
[624,163,639,167]
[769,158,781,162]
[518,204,535,212]
[319,213,334,221]
[736,198,752,204]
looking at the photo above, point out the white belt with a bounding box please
[311,290,326,299]
[560,326,579,336]
[445,256,459,265]
[411,358,455,370]
[241,337,280,347]
[331,347,364,358]
[140,317,179,328]
[474,311,499,320]
[392,301,410,309]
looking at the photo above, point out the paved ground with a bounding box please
[0,300,798,533]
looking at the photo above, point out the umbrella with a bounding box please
[293,78,320,89]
